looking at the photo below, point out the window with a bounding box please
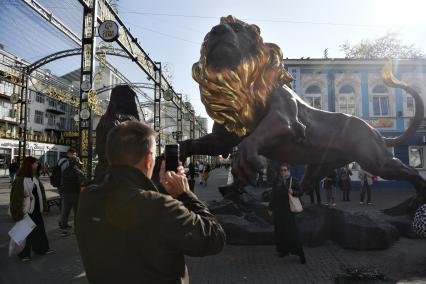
[59,117,66,129]
[371,84,391,116]
[46,151,58,168]
[372,85,388,93]
[29,90,36,101]
[59,102,66,111]
[409,147,424,169]
[304,96,322,109]
[48,98,56,107]
[305,85,321,94]
[407,97,414,112]
[372,96,389,116]
[3,82,13,95]
[303,84,322,109]
[47,113,55,126]
[338,84,356,115]
[34,110,43,124]
[33,150,44,159]
[35,93,45,104]
[405,86,420,114]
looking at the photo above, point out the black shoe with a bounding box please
[20,256,31,262]
[44,249,56,255]
[278,252,289,258]
[300,255,306,264]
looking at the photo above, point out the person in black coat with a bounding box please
[268,163,306,264]
[94,85,140,183]
[324,169,337,207]
[309,179,322,205]
[60,156,87,236]
[338,165,352,202]
[8,159,19,183]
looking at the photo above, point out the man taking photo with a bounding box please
[76,121,225,284]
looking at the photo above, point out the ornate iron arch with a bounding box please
[28,48,131,73]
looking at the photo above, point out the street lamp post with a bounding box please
[78,0,98,177]
[153,62,162,155]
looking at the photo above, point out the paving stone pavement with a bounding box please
[0,170,425,284]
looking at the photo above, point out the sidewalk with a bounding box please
[0,169,425,284]
[188,168,426,283]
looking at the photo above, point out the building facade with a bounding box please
[0,46,210,175]
[285,58,426,187]
[0,47,78,170]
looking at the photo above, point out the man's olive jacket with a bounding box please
[76,165,225,284]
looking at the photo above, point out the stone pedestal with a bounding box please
[210,186,403,250]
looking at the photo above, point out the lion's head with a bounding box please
[192,15,293,137]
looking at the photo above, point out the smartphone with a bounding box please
[165,144,180,172]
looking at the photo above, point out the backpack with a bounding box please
[50,159,68,187]
[340,169,348,180]
[412,204,426,238]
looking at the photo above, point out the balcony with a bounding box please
[46,107,66,115]
[44,127,65,133]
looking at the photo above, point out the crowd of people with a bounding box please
[307,165,377,207]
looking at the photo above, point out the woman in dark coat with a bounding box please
[9,156,54,261]
[268,163,306,264]
[339,165,352,202]
[94,85,140,182]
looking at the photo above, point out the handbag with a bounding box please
[287,177,303,213]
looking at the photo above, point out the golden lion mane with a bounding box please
[192,16,293,137]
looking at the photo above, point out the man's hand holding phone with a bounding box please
[160,161,189,199]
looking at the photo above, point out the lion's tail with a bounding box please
[382,61,424,147]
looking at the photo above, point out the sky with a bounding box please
[1,0,426,130]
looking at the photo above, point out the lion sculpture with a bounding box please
[180,15,426,207]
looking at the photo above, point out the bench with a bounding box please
[46,196,61,212]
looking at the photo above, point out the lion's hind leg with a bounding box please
[359,157,426,214]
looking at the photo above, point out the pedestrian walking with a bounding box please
[9,156,54,262]
[324,169,337,207]
[187,162,196,192]
[198,162,205,184]
[94,85,140,183]
[202,164,211,187]
[309,179,322,204]
[268,164,306,264]
[359,168,373,205]
[8,159,18,183]
[43,163,50,176]
[53,148,77,230]
[60,156,86,236]
[339,165,352,202]
[76,121,225,284]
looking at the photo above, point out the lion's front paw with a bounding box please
[232,138,265,185]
